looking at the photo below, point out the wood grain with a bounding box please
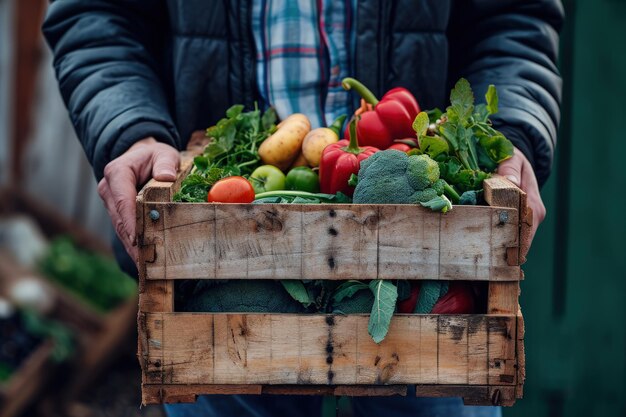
[141,313,516,387]
[139,204,520,281]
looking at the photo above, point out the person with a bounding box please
[43,1,563,416]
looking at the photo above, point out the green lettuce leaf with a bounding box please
[368,280,398,344]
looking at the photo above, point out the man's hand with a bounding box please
[497,147,546,244]
[98,137,179,261]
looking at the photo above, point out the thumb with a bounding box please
[152,146,180,181]
[497,154,522,187]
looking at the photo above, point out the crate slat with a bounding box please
[140,313,516,387]
[140,204,520,281]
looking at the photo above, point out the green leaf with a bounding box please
[473,104,490,123]
[459,190,482,205]
[478,134,514,165]
[419,195,452,213]
[281,280,314,307]
[261,107,278,130]
[426,108,443,124]
[419,135,449,158]
[449,78,474,123]
[485,84,498,115]
[348,173,359,187]
[414,281,443,313]
[226,104,244,119]
[368,280,398,344]
[412,112,430,136]
[332,280,370,303]
[194,155,210,171]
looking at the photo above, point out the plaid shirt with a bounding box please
[252,0,356,128]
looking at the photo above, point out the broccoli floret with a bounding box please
[406,154,440,190]
[411,188,438,203]
[353,150,452,213]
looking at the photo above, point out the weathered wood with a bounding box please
[516,309,526,399]
[483,176,523,314]
[142,313,516,387]
[141,204,520,281]
[138,152,196,203]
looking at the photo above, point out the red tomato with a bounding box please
[387,143,412,152]
[207,176,255,203]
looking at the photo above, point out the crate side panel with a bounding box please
[163,204,216,279]
[302,206,379,279]
[439,206,492,280]
[214,205,302,279]
[488,316,517,385]
[489,207,521,279]
[467,316,489,384]
[148,314,515,386]
[377,206,440,280]
[437,316,469,384]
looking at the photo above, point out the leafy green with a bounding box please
[21,309,74,362]
[419,195,452,213]
[174,105,278,202]
[412,112,430,136]
[332,281,369,303]
[368,280,398,344]
[280,281,314,307]
[38,238,137,313]
[412,79,514,195]
[253,191,351,204]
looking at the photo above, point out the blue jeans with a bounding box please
[165,390,501,417]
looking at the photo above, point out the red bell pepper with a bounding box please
[431,282,475,314]
[319,118,378,196]
[397,282,421,313]
[342,77,421,149]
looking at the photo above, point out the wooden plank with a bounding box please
[484,176,523,313]
[516,308,525,399]
[301,205,379,280]
[377,205,440,279]
[140,204,520,281]
[138,152,196,203]
[487,316,517,386]
[214,205,302,279]
[467,316,489,384]
[142,313,514,386]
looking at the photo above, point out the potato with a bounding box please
[288,151,309,170]
[302,127,339,167]
[258,113,310,171]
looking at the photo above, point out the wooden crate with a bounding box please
[136,153,531,406]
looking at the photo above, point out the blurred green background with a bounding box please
[506,0,626,416]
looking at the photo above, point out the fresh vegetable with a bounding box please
[431,282,475,314]
[301,114,346,167]
[342,77,420,149]
[388,143,412,152]
[174,104,278,202]
[412,79,513,192]
[284,166,320,193]
[396,282,420,313]
[352,150,458,213]
[253,190,351,204]
[39,238,137,313]
[258,113,311,171]
[249,165,286,194]
[368,280,398,344]
[207,176,256,203]
[319,118,378,196]
[289,152,309,169]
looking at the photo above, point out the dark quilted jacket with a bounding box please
[43,0,563,186]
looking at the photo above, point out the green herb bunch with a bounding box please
[174,105,278,202]
[412,78,514,198]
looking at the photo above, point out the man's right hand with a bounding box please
[98,137,179,262]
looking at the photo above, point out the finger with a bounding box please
[104,163,139,245]
[98,178,134,256]
[151,146,180,181]
[497,153,522,187]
